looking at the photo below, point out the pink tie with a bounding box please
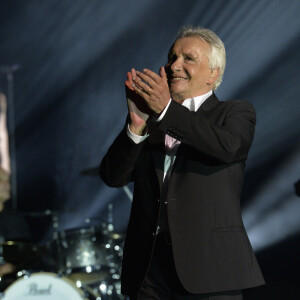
[165,134,179,151]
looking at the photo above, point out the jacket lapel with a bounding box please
[173,93,219,167]
[148,93,219,191]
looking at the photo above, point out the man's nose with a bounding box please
[170,57,182,72]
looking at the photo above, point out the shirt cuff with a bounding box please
[126,124,149,144]
[156,99,172,122]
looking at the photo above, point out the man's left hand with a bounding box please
[132,66,170,114]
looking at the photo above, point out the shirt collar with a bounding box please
[181,90,213,112]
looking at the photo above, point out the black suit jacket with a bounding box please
[100,93,265,295]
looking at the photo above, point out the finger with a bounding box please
[135,71,156,90]
[130,69,149,93]
[132,82,150,98]
[126,70,141,91]
[127,72,133,84]
[132,78,151,94]
[125,72,134,90]
[127,71,132,81]
[125,80,132,90]
[159,66,168,82]
[131,68,137,79]
[142,68,162,84]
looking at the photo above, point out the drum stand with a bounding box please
[95,203,125,299]
[49,210,66,276]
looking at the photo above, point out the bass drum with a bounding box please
[2,272,87,300]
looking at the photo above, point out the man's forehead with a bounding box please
[170,37,209,55]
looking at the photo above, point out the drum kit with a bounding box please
[0,169,127,300]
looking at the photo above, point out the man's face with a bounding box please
[165,36,218,103]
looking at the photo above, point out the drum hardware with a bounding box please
[58,220,125,299]
[53,226,111,285]
[0,236,4,266]
[0,238,54,295]
[87,204,125,299]
[76,281,102,300]
[16,269,31,279]
[88,278,125,300]
[48,210,70,275]
[0,241,46,266]
[1,204,126,299]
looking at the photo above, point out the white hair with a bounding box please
[174,25,226,90]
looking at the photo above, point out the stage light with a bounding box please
[243,147,300,251]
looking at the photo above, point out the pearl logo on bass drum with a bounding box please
[27,283,52,296]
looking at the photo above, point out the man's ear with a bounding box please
[207,68,220,85]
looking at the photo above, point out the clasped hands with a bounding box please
[125,67,170,135]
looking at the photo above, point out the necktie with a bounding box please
[164,134,180,180]
[158,134,181,234]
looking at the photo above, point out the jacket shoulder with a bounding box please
[219,99,256,112]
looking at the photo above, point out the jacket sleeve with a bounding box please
[99,126,146,187]
[158,99,256,164]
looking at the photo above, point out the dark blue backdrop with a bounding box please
[1,0,300,296]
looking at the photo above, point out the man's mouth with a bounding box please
[169,74,189,83]
[171,77,188,81]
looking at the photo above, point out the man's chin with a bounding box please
[170,91,185,104]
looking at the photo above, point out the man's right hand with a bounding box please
[125,69,152,135]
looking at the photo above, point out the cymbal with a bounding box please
[80,167,98,177]
[67,271,109,285]
[0,241,46,264]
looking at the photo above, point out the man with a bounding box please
[100,26,264,300]
[0,93,31,281]
[0,92,15,278]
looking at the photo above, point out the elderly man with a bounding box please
[100,26,264,300]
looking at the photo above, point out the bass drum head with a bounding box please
[3,272,85,300]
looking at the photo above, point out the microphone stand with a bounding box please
[0,65,19,210]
